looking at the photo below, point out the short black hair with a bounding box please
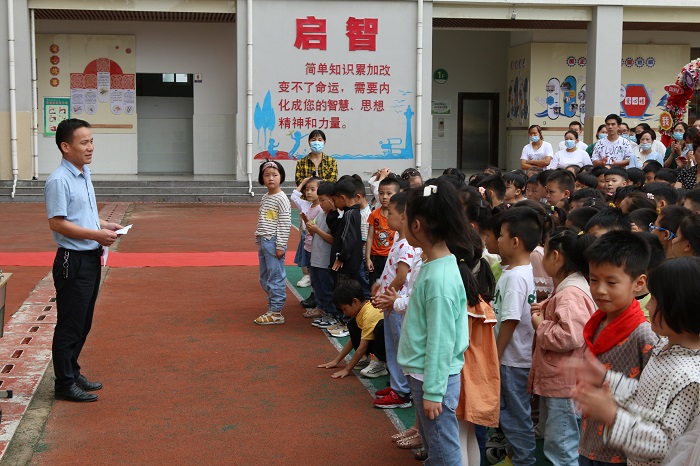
[317,181,335,197]
[389,191,409,213]
[642,160,663,175]
[378,176,401,193]
[566,164,582,176]
[591,165,608,178]
[636,232,666,273]
[536,170,552,187]
[56,118,91,153]
[654,168,678,184]
[679,214,700,255]
[619,190,655,213]
[685,188,700,211]
[641,182,679,205]
[613,185,639,204]
[570,188,605,204]
[257,159,286,185]
[605,166,629,181]
[639,128,656,141]
[503,171,527,190]
[332,279,365,306]
[575,173,599,190]
[647,257,700,334]
[349,175,366,197]
[333,178,357,198]
[658,205,692,237]
[478,175,507,201]
[627,168,644,186]
[585,230,650,279]
[546,170,575,195]
[499,207,542,252]
[308,129,326,142]
[585,207,632,233]
[626,208,658,231]
[605,114,622,125]
[567,207,600,230]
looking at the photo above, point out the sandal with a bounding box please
[396,433,422,449]
[303,308,325,318]
[392,426,419,442]
[254,312,285,325]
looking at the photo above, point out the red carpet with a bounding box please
[0,252,297,267]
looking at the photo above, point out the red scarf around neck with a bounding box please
[583,299,648,355]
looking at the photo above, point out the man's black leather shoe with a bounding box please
[76,374,103,391]
[301,293,316,308]
[55,384,98,402]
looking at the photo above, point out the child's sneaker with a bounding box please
[375,386,393,398]
[328,324,349,337]
[360,359,388,378]
[374,389,412,409]
[312,317,337,328]
[296,274,311,287]
[254,312,285,325]
[355,354,370,367]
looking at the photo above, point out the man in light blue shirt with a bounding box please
[44,119,123,402]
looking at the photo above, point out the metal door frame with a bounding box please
[457,92,500,169]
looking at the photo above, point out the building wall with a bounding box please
[33,20,236,176]
[431,30,510,172]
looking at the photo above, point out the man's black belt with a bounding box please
[57,247,104,257]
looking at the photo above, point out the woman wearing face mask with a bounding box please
[294,129,338,185]
[675,131,700,190]
[629,129,664,169]
[520,125,554,170]
[664,122,689,169]
[586,124,607,158]
[547,130,592,169]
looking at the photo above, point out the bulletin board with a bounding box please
[37,34,137,134]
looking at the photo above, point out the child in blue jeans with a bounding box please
[397,181,469,465]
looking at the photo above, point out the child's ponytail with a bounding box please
[546,226,596,277]
[449,226,495,306]
[406,179,469,248]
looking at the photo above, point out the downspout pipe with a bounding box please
[31,9,38,180]
[246,0,254,196]
[8,0,19,197]
[414,0,423,169]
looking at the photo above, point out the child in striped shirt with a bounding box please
[254,160,291,325]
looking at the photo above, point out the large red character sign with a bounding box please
[294,16,378,51]
[346,17,378,51]
[294,16,327,51]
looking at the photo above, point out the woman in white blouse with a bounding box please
[520,125,554,170]
[548,130,592,169]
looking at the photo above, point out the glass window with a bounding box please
[162,73,175,83]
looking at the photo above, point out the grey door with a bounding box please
[457,93,499,170]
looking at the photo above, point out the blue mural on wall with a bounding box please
[253,89,415,160]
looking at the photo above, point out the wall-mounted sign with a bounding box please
[433,68,448,84]
[431,100,451,115]
[43,97,70,136]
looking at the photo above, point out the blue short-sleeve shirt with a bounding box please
[44,158,101,250]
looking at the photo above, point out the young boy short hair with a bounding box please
[626,167,644,187]
[642,160,662,184]
[525,175,539,200]
[654,167,678,184]
[330,179,364,283]
[575,172,599,191]
[584,207,632,238]
[317,280,386,379]
[591,165,608,193]
[545,170,575,207]
[683,187,700,213]
[492,207,541,465]
[367,177,399,284]
[604,167,629,197]
[304,181,341,321]
[478,175,507,207]
[580,231,659,465]
[503,172,527,204]
[640,182,679,209]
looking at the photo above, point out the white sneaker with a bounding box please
[360,359,388,378]
[296,275,311,287]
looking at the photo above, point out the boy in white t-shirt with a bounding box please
[591,114,634,167]
[370,191,416,409]
[492,207,540,466]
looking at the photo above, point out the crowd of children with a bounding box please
[253,119,700,465]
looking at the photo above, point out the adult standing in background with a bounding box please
[520,125,554,170]
[557,121,587,152]
[44,119,124,402]
[294,129,338,185]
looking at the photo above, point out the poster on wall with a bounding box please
[251,1,417,161]
[506,46,531,128]
[525,43,689,129]
[37,34,137,135]
[43,98,70,137]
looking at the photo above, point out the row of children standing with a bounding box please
[254,151,700,465]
